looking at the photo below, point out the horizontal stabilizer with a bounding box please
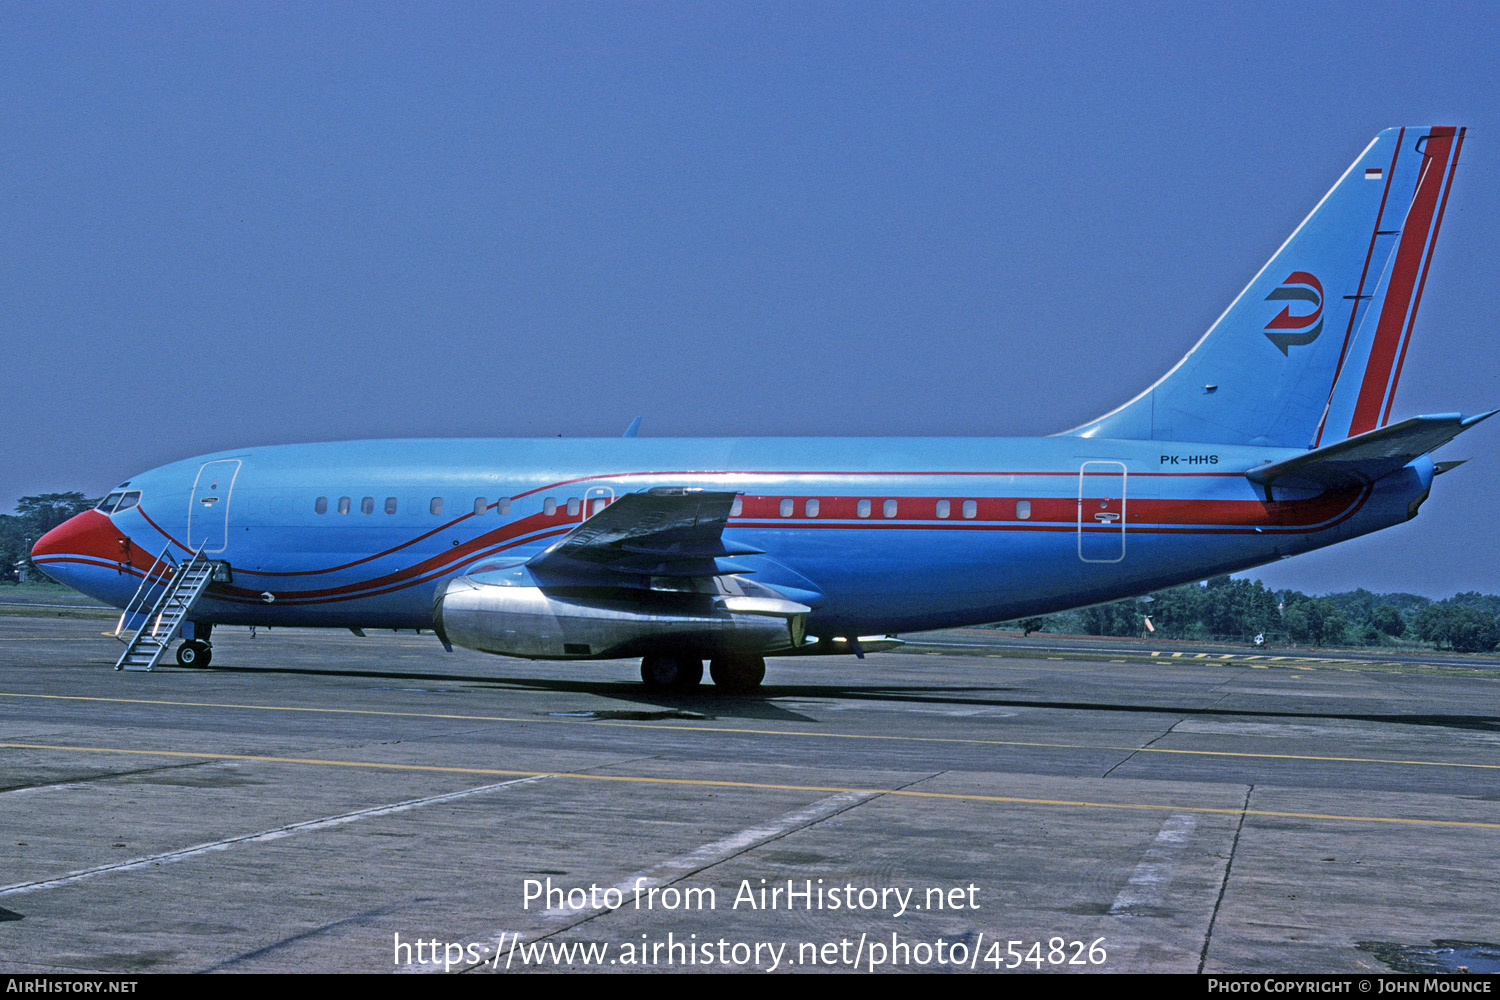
[527,488,742,579]
[1245,410,1496,491]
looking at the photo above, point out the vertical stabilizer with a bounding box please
[1067,126,1464,448]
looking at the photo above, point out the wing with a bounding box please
[525,488,763,580]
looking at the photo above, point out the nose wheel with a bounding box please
[175,640,212,668]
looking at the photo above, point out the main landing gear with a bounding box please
[640,653,703,691]
[175,640,212,668]
[638,653,766,693]
[709,655,765,694]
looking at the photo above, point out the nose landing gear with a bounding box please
[175,640,212,668]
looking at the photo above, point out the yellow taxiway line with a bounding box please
[2,690,1496,772]
[4,740,1498,831]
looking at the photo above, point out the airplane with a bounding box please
[32,125,1489,692]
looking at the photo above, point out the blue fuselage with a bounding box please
[34,436,1432,639]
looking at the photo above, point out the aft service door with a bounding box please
[1077,461,1126,563]
[188,459,240,554]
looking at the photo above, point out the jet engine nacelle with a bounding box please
[435,572,810,661]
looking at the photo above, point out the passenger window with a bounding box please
[857,499,871,518]
[567,497,581,517]
[962,499,977,519]
[474,497,487,515]
[430,497,443,516]
[730,498,743,517]
[805,498,819,517]
[1016,500,1031,520]
[338,497,351,515]
[589,498,607,516]
[936,499,950,519]
[315,497,328,515]
[361,497,374,515]
[779,499,794,517]
[115,492,141,512]
[544,498,558,516]
[883,499,897,518]
[385,497,398,514]
[497,498,511,516]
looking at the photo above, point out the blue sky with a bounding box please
[4,2,1499,596]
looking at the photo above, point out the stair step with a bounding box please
[114,552,214,672]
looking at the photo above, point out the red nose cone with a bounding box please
[31,509,131,564]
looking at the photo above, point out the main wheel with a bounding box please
[175,641,212,668]
[640,654,703,691]
[709,655,765,693]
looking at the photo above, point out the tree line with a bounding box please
[1008,576,1500,653]
[0,492,97,582]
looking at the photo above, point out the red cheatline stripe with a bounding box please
[1383,127,1465,427]
[132,469,1245,581]
[1315,128,1404,448]
[1347,128,1457,436]
[58,484,1371,611]
[207,489,1370,609]
[107,470,1360,605]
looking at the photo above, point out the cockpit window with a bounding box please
[96,491,141,514]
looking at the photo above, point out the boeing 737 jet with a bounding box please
[33,126,1488,692]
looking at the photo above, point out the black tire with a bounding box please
[175,641,211,668]
[676,657,703,690]
[641,654,703,691]
[709,655,766,693]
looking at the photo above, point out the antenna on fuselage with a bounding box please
[623,416,642,438]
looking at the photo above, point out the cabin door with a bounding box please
[188,459,241,554]
[1077,461,1126,563]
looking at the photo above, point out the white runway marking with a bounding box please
[544,789,876,918]
[1109,812,1198,916]
[422,789,879,974]
[0,775,549,897]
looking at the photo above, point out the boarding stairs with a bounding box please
[114,542,213,671]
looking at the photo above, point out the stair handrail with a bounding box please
[115,541,180,640]
[146,541,208,641]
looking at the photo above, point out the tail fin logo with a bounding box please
[1263,271,1324,355]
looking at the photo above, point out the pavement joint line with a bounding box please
[2,691,1495,772]
[1199,784,1253,974]
[0,773,551,897]
[4,742,1499,831]
[2,758,219,796]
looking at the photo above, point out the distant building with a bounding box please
[15,538,32,582]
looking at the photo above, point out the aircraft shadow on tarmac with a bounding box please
[190,663,1500,733]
